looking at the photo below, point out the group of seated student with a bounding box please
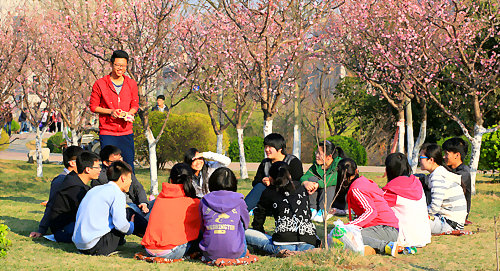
[29,134,472,259]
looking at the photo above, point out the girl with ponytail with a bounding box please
[337,158,400,256]
[141,163,201,259]
[246,162,320,256]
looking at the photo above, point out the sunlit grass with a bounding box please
[0,159,498,270]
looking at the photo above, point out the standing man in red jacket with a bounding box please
[89,50,139,172]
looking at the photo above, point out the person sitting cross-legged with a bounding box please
[73,161,136,256]
[49,151,101,243]
[29,146,83,239]
[301,140,345,222]
[91,145,150,219]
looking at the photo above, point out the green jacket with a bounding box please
[300,156,342,188]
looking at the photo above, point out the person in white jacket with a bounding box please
[382,153,431,248]
[419,143,467,234]
[183,148,231,198]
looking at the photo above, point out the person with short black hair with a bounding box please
[246,162,319,256]
[151,95,167,112]
[244,133,303,211]
[49,151,101,243]
[382,153,431,248]
[29,146,84,238]
[73,161,136,256]
[89,49,139,172]
[183,147,231,198]
[442,137,472,224]
[141,163,201,259]
[301,140,345,222]
[419,143,467,234]
[91,145,149,218]
[199,167,249,261]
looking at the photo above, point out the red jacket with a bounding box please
[141,183,201,250]
[347,176,399,228]
[89,74,139,136]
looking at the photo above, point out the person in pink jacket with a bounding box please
[336,158,400,256]
[382,153,431,249]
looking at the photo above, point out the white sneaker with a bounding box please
[310,208,318,219]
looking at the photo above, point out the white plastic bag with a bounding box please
[328,220,365,255]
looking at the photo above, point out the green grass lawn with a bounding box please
[0,160,498,270]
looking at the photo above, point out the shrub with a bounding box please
[134,112,229,169]
[10,120,20,133]
[228,136,264,163]
[0,129,9,151]
[326,135,367,166]
[0,224,11,258]
[47,132,65,153]
[479,131,500,172]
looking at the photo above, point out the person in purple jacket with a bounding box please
[199,167,250,261]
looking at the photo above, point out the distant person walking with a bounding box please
[89,50,139,172]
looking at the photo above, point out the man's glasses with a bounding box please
[419,156,429,159]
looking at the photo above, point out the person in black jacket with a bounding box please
[49,151,101,243]
[244,133,303,211]
[442,137,473,225]
[29,146,84,238]
[245,162,319,256]
[90,145,150,218]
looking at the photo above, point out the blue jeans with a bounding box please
[244,183,267,211]
[100,133,135,172]
[245,229,315,254]
[146,242,191,259]
[53,222,75,243]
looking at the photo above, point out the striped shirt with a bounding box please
[426,166,467,226]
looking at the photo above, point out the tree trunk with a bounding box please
[146,128,159,195]
[216,134,224,154]
[71,128,79,147]
[62,123,71,146]
[405,98,414,160]
[410,120,427,173]
[469,124,485,195]
[397,110,405,154]
[237,128,249,179]
[263,118,273,137]
[35,126,45,177]
[293,90,301,159]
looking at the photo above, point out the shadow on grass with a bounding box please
[409,264,439,270]
[32,237,78,253]
[0,215,39,235]
[0,196,41,204]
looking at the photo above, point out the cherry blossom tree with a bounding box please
[62,0,200,194]
[207,0,341,137]
[0,11,29,128]
[15,8,71,177]
[405,0,500,191]
[325,0,429,171]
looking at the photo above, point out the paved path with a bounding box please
[0,132,62,163]
[1,132,408,173]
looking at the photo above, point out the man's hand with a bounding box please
[110,109,122,118]
[262,177,271,186]
[29,232,42,238]
[138,203,149,214]
[303,181,319,194]
[130,214,135,223]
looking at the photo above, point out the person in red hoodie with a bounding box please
[336,158,400,256]
[89,50,139,172]
[141,163,201,259]
[382,153,431,249]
